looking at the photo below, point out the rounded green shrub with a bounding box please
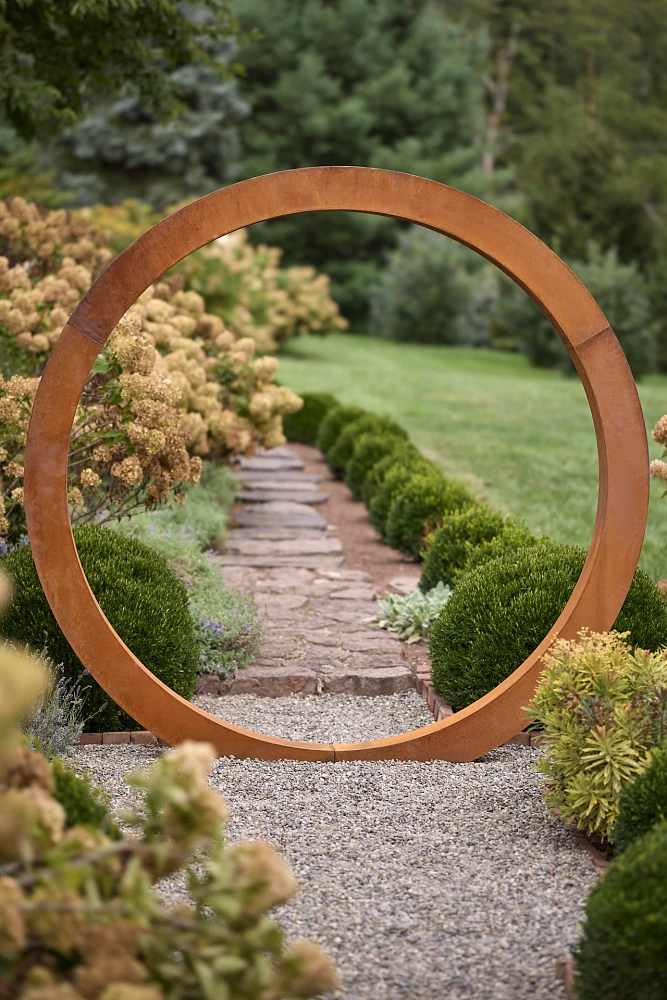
[385,473,474,558]
[345,432,411,498]
[51,755,120,839]
[0,525,200,732]
[429,541,667,711]
[368,459,435,535]
[281,391,339,445]
[614,743,667,853]
[327,414,407,477]
[454,523,538,582]
[316,405,365,455]
[574,821,667,999]
[419,504,511,591]
[361,443,422,506]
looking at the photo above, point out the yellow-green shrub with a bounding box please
[528,629,667,842]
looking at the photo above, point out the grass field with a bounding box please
[277,334,667,581]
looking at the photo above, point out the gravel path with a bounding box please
[71,694,595,1000]
[193,690,434,742]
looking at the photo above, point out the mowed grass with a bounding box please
[277,334,667,581]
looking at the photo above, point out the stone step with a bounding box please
[225,537,343,557]
[236,488,329,505]
[238,456,304,472]
[228,527,328,540]
[196,665,415,698]
[219,554,345,569]
[234,470,322,483]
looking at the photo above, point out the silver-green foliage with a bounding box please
[367,582,452,643]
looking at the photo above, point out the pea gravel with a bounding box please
[71,693,597,999]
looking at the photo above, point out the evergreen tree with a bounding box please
[0,0,240,140]
[233,0,489,324]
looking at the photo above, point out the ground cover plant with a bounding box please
[574,820,667,999]
[429,541,667,715]
[277,335,667,580]
[0,614,339,1000]
[0,524,200,732]
[118,463,263,679]
[367,582,452,643]
[528,630,667,843]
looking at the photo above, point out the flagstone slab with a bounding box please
[237,456,304,472]
[221,554,345,569]
[236,488,329,505]
[225,537,343,557]
[234,470,322,483]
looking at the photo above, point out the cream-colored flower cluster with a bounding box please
[650,413,667,489]
[177,229,347,352]
[0,623,340,1000]
[0,198,304,543]
[0,197,112,371]
[120,275,303,458]
[0,196,111,277]
[0,254,93,359]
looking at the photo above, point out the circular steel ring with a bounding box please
[24,167,649,761]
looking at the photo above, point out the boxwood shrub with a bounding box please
[419,504,512,591]
[429,541,667,711]
[316,405,365,455]
[361,443,423,506]
[281,391,339,445]
[385,473,474,558]
[614,743,667,853]
[368,460,436,536]
[0,524,200,732]
[326,414,407,477]
[345,432,409,498]
[574,821,667,999]
[454,523,539,582]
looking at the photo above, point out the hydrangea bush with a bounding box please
[0,197,304,543]
[176,229,348,352]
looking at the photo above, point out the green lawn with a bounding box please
[277,335,667,581]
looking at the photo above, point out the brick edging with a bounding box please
[78,730,166,746]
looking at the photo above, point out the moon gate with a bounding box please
[23,167,649,762]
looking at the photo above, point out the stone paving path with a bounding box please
[203,446,415,696]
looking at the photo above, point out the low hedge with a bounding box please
[429,541,667,711]
[574,821,667,999]
[385,473,474,559]
[455,523,539,582]
[368,460,436,536]
[345,432,409,498]
[361,443,422,506]
[0,524,200,732]
[281,391,338,445]
[327,414,407,477]
[316,405,365,455]
[614,743,667,853]
[419,504,512,591]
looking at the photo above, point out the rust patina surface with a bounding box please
[23,167,649,761]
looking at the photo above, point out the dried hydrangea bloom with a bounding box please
[176,227,347,352]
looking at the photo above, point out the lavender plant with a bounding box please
[17,649,91,755]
